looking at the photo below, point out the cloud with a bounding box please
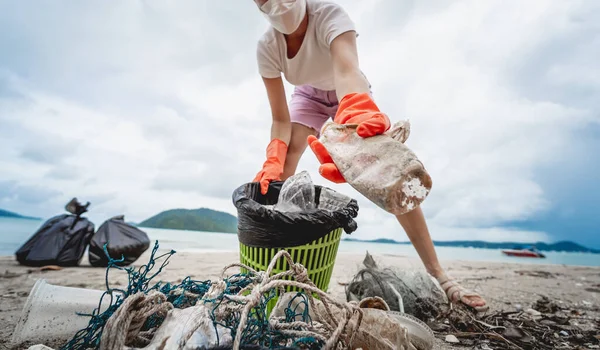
[0,180,62,218]
[19,134,74,164]
[0,0,598,248]
[346,0,600,245]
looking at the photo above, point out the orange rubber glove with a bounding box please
[306,92,390,183]
[307,135,346,184]
[253,138,288,195]
[333,92,391,138]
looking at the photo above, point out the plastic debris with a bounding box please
[319,120,432,215]
[445,334,459,343]
[17,242,431,350]
[345,252,446,324]
[275,170,316,212]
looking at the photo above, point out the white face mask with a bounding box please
[256,0,307,35]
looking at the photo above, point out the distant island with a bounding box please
[342,238,600,254]
[0,209,40,220]
[7,204,596,254]
[139,208,238,233]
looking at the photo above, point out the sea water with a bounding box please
[1,217,598,267]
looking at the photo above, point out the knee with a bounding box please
[287,137,307,157]
[288,125,316,156]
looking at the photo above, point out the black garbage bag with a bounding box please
[232,178,359,248]
[15,198,95,267]
[88,215,151,267]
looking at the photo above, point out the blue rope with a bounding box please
[60,240,325,350]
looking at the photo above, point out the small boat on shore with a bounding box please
[502,246,546,258]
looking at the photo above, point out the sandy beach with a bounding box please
[1,250,599,350]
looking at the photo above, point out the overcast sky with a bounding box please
[1,0,598,247]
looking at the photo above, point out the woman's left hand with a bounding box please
[307,135,346,183]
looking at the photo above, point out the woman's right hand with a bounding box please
[333,92,390,138]
[254,76,292,195]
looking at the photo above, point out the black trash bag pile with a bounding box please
[232,171,359,248]
[15,198,95,267]
[15,198,151,268]
[88,214,150,267]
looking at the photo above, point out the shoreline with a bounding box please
[1,250,599,349]
[2,248,599,269]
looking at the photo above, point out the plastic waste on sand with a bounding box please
[345,251,447,325]
[11,279,109,346]
[25,346,54,350]
[319,120,433,215]
[14,242,435,350]
[273,292,435,350]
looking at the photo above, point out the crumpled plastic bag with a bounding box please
[274,170,316,212]
[346,251,447,324]
[319,120,432,215]
[270,170,352,213]
[122,306,232,350]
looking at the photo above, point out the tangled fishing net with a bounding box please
[58,242,420,350]
[345,251,448,325]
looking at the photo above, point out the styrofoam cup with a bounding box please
[11,279,110,346]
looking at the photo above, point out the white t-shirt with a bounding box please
[256,0,357,91]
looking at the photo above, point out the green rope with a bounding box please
[61,241,175,349]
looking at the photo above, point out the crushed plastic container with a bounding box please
[319,120,433,215]
[274,170,316,212]
[11,279,109,346]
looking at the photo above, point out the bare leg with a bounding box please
[282,122,318,180]
[283,120,487,309]
[396,206,487,309]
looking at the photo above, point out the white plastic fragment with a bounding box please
[27,345,55,350]
[11,279,109,346]
[445,334,460,343]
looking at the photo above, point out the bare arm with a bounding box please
[262,76,292,145]
[330,31,370,101]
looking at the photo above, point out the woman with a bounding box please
[251,0,488,313]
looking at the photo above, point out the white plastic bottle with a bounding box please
[319,120,432,215]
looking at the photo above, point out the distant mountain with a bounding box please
[0,209,40,220]
[342,238,600,254]
[139,208,238,233]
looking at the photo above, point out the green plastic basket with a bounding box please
[239,227,343,314]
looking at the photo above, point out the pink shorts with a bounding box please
[289,83,373,136]
[289,85,339,136]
